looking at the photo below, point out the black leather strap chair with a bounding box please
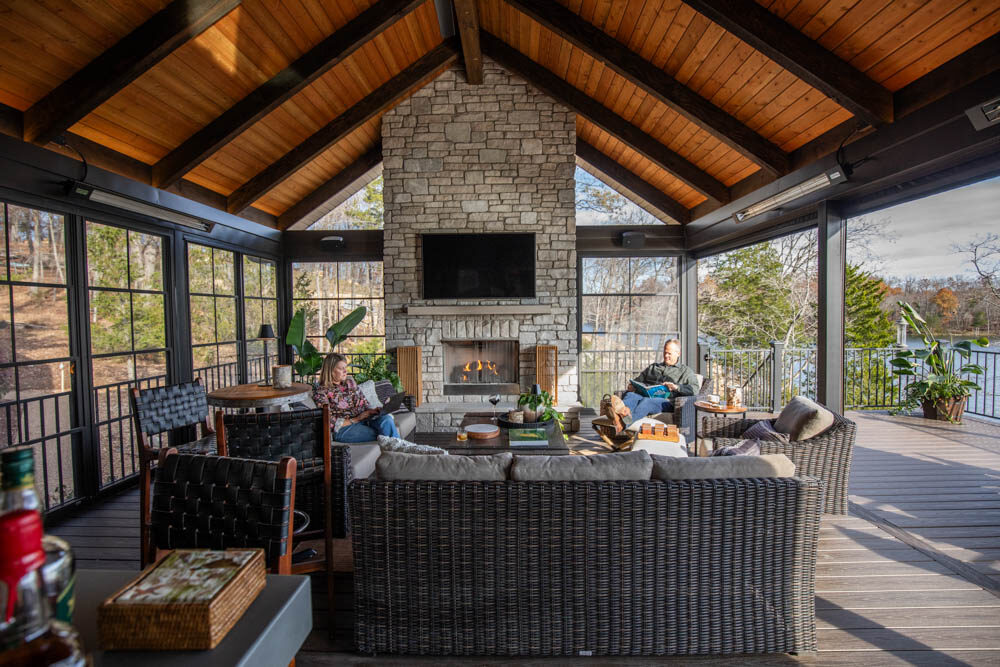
[150,450,295,574]
[130,378,216,567]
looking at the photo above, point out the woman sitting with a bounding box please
[312,353,400,442]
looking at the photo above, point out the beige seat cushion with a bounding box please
[511,450,652,481]
[348,444,381,480]
[376,451,512,481]
[774,396,835,441]
[651,453,795,480]
[393,410,416,438]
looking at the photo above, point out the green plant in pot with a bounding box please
[352,353,403,392]
[285,305,367,378]
[516,389,563,428]
[889,301,988,423]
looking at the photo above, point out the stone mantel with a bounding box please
[404,305,552,315]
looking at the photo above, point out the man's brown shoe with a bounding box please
[603,395,630,433]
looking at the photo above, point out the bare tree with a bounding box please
[957,233,1000,304]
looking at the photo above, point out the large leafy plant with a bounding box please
[285,306,367,377]
[352,353,403,392]
[516,389,565,435]
[889,301,988,419]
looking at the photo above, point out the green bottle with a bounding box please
[0,448,40,513]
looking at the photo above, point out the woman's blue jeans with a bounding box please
[334,414,400,442]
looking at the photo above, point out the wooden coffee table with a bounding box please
[414,412,570,455]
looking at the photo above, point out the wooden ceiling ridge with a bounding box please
[501,0,789,177]
[278,143,383,230]
[454,0,484,84]
[226,38,461,216]
[151,0,428,189]
[683,0,893,127]
[23,0,243,147]
[480,32,729,206]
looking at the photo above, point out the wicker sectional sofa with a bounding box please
[349,473,823,657]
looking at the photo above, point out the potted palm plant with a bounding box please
[285,305,367,378]
[889,301,989,423]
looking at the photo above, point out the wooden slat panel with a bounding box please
[536,345,558,403]
[396,346,423,407]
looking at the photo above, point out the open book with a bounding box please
[629,380,672,399]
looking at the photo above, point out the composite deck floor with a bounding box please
[49,411,1000,665]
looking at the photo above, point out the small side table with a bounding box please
[207,382,312,411]
[693,400,748,456]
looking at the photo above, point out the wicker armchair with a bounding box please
[594,376,710,450]
[350,477,822,656]
[150,450,295,573]
[130,378,216,567]
[701,410,856,514]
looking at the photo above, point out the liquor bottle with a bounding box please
[0,510,87,665]
[1,449,77,624]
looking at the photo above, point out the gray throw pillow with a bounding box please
[651,453,796,480]
[510,450,652,481]
[711,439,761,457]
[742,420,791,443]
[377,434,447,455]
[376,451,512,481]
[774,396,835,441]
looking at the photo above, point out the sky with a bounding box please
[846,174,1000,282]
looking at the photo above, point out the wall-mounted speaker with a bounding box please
[321,235,346,251]
[621,231,646,249]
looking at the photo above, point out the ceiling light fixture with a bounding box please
[732,166,847,223]
[66,181,214,232]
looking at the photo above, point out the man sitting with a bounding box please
[605,339,699,432]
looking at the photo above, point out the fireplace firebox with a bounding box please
[443,340,519,395]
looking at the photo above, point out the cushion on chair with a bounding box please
[742,420,791,443]
[693,374,705,392]
[358,380,382,409]
[377,434,447,455]
[651,453,795,480]
[711,439,762,457]
[349,444,381,480]
[393,410,416,438]
[376,451,512,480]
[510,450,652,481]
[774,396,835,440]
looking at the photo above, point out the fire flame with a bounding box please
[460,359,500,381]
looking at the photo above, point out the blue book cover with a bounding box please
[630,381,671,399]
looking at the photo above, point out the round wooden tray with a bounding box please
[465,423,500,440]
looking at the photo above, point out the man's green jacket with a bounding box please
[631,363,699,397]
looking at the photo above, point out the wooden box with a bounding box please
[637,422,680,442]
[98,549,266,650]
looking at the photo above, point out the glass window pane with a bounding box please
[243,256,261,297]
[132,293,165,350]
[215,297,236,342]
[582,295,629,336]
[630,257,677,294]
[13,286,70,361]
[582,257,628,294]
[0,205,7,280]
[128,232,162,291]
[260,261,276,298]
[192,345,216,369]
[88,290,131,355]
[213,249,234,295]
[245,298,262,340]
[86,222,128,289]
[18,361,70,400]
[189,296,215,346]
[218,343,239,365]
[7,206,66,285]
[136,352,167,381]
[264,299,278,337]
[187,244,213,294]
[0,285,11,364]
[92,356,134,387]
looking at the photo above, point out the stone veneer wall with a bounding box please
[382,57,578,421]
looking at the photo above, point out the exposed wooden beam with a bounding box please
[227,39,459,215]
[23,0,241,146]
[684,0,893,126]
[481,32,729,205]
[279,144,383,230]
[503,0,788,176]
[453,0,483,84]
[576,139,690,224]
[152,0,425,189]
[894,33,1000,120]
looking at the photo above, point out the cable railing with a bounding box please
[579,343,998,419]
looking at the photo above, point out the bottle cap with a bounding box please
[0,510,46,622]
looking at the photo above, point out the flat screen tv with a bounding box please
[422,233,535,299]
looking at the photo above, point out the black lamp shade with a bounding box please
[258,324,275,339]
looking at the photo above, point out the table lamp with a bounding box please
[258,324,275,384]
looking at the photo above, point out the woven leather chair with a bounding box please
[593,376,710,450]
[130,378,216,567]
[701,409,856,514]
[150,450,295,574]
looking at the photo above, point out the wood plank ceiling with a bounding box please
[0,0,997,228]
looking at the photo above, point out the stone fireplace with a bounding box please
[381,56,578,429]
[443,340,519,395]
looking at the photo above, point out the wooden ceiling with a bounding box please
[0,0,997,228]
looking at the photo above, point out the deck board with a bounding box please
[45,411,1000,664]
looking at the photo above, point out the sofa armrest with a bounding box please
[330,444,354,539]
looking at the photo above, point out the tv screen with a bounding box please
[422,233,535,299]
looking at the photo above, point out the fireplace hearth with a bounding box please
[443,340,519,395]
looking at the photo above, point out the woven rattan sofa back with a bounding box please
[349,477,822,657]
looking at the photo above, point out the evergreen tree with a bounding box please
[344,176,383,229]
[845,264,895,347]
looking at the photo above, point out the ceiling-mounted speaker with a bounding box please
[621,231,646,249]
[321,235,346,251]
